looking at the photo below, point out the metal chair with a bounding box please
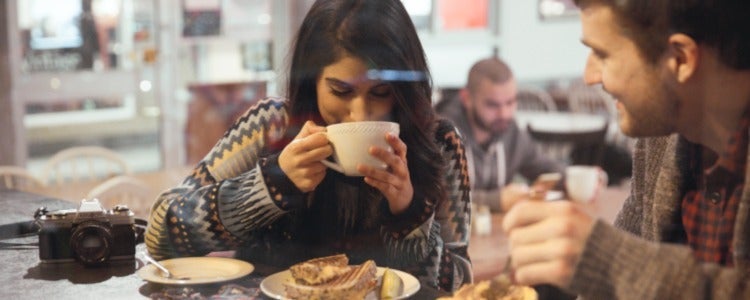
[0,166,46,192]
[566,84,616,117]
[516,86,557,112]
[86,175,153,217]
[569,84,635,150]
[41,146,131,186]
[527,122,609,167]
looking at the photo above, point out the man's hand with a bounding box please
[278,121,332,192]
[500,183,531,212]
[501,201,596,288]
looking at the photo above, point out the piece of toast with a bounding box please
[288,254,351,285]
[438,275,537,300]
[285,259,378,300]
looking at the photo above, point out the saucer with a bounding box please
[137,257,254,285]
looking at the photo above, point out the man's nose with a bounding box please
[583,53,602,85]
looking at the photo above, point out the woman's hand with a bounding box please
[279,121,333,192]
[358,132,413,215]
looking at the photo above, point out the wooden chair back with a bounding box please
[516,86,557,112]
[0,166,46,192]
[41,146,131,186]
[86,175,153,217]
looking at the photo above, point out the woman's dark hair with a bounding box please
[574,0,750,69]
[286,0,446,218]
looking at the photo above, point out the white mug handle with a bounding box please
[598,167,609,187]
[320,159,345,174]
[590,167,609,203]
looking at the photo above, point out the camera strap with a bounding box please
[134,218,147,244]
[0,220,39,240]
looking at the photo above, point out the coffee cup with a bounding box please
[564,165,608,203]
[321,121,400,176]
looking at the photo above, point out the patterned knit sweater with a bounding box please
[145,97,473,291]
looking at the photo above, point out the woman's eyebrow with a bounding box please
[324,77,352,87]
[325,77,389,89]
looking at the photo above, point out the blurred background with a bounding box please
[0,0,590,174]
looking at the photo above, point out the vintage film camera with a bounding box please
[37,199,136,266]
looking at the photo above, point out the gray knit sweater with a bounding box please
[436,97,562,212]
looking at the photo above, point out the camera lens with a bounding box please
[70,221,113,266]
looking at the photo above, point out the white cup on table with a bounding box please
[321,121,400,177]
[564,165,608,203]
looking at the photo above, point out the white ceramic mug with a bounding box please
[564,165,608,203]
[321,121,400,176]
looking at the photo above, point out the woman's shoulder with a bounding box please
[253,96,289,111]
[433,118,463,146]
[236,97,290,120]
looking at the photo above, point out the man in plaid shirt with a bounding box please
[502,0,750,299]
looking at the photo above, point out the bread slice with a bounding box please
[285,260,378,300]
[438,275,537,300]
[289,254,351,285]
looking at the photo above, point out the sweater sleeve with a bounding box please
[145,98,307,259]
[570,221,750,300]
[433,121,473,291]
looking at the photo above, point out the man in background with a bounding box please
[437,57,562,213]
[502,0,750,298]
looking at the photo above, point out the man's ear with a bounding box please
[666,33,699,83]
[459,88,472,108]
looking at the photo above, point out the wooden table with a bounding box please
[468,186,629,281]
[0,190,446,299]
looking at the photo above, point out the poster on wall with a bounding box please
[182,0,222,37]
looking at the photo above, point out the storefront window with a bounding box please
[438,0,488,31]
[402,0,432,31]
[539,0,579,20]
[17,0,131,73]
[402,0,494,33]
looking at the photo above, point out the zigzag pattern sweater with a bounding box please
[145,97,473,291]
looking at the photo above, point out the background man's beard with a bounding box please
[471,108,508,134]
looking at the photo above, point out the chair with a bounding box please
[567,83,636,154]
[41,146,131,186]
[527,122,609,167]
[516,86,557,112]
[86,175,154,217]
[433,87,462,112]
[0,166,46,192]
[566,84,616,118]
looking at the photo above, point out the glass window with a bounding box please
[538,0,579,20]
[402,0,432,31]
[17,0,132,73]
[439,0,488,31]
[402,0,495,33]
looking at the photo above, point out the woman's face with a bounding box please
[316,54,396,125]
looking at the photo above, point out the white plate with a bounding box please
[137,257,254,285]
[260,267,420,300]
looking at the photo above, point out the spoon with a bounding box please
[140,251,190,281]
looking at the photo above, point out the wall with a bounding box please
[501,0,587,83]
[425,0,587,88]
